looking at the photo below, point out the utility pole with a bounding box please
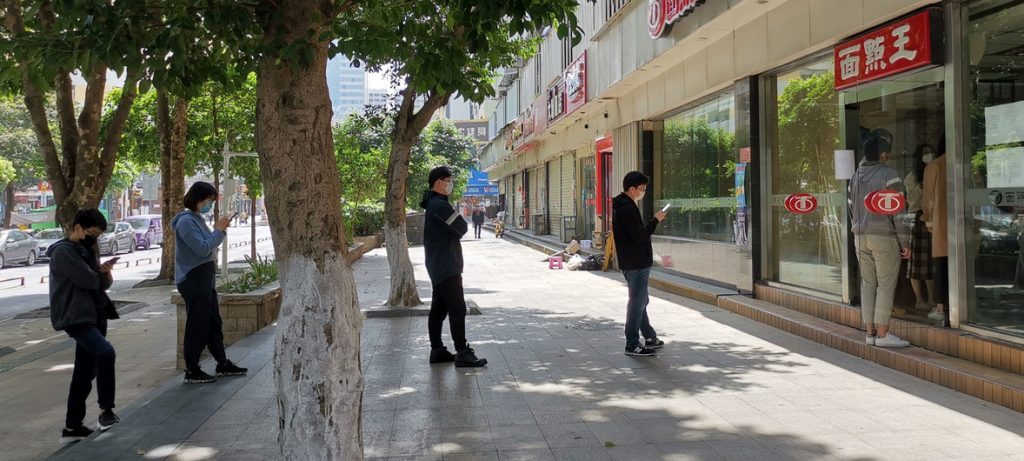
[220,142,259,285]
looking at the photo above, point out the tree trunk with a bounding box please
[384,137,422,307]
[3,184,14,229]
[382,89,448,307]
[155,92,187,282]
[257,2,363,458]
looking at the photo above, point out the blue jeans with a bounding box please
[623,268,657,349]
[67,324,116,427]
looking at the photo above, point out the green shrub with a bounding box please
[343,202,386,237]
[219,254,279,294]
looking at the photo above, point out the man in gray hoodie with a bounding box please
[48,209,121,442]
[850,138,911,348]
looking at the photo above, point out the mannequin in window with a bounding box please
[904,144,938,312]
[921,141,949,325]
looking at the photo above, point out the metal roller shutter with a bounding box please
[560,152,576,241]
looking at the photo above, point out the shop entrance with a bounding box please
[841,71,948,323]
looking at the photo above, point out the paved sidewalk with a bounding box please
[52,235,1024,460]
[0,285,182,461]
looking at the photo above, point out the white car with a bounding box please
[34,228,66,261]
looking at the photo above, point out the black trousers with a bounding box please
[473,224,483,238]
[66,322,115,427]
[177,262,227,371]
[429,275,468,351]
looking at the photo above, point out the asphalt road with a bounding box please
[0,224,275,320]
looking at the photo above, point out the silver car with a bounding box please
[99,222,136,256]
[34,228,66,261]
[0,229,39,268]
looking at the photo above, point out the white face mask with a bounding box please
[444,180,454,195]
[635,191,645,202]
[922,153,935,164]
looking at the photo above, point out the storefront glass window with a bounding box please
[966,0,1024,335]
[654,92,736,243]
[767,58,845,295]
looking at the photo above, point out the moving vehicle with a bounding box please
[99,222,136,255]
[126,214,164,250]
[0,229,39,268]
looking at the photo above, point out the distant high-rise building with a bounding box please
[444,96,481,120]
[326,55,366,123]
[365,88,390,108]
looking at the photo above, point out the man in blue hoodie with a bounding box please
[420,166,487,367]
[48,209,121,442]
[612,172,667,357]
[850,138,911,348]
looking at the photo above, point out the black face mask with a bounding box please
[80,235,98,248]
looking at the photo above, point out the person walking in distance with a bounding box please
[612,171,667,357]
[420,166,487,367]
[850,138,911,347]
[173,182,248,383]
[471,207,485,239]
[48,209,121,442]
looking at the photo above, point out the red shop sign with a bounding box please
[784,193,818,214]
[648,0,706,39]
[564,51,587,115]
[865,190,905,215]
[833,9,942,91]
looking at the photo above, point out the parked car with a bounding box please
[0,229,39,268]
[99,222,136,255]
[34,228,66,261]
[126,214,164,250]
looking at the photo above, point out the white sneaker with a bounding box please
[927,308,945,321]
[865,335,876,346]
[875,333,910,348]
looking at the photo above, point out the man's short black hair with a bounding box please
[72,209,107,231]
[428,166,454,187]
[864,138,891,162]
[184,181,218,211]
[622,171,649,191]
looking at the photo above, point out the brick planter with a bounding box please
[173,281,281,370]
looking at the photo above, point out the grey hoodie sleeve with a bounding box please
[49,245,101,290]
[887,170,911,249]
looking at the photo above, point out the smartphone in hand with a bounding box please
[661,203,671,213]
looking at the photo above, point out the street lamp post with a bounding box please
[221,142,259,285]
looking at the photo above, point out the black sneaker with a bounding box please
[454,346,487,367]
[216,361,248,376]
[97,409,119,431]
[60,425,94,443]
[625,345,656,357]
[183,368,217,384]
[429,346,456,364]
[644,338,665,349]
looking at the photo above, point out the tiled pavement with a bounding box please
[53,234,1024,460]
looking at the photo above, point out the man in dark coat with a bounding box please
[612,171,666,357]
[48,209,122,442]
[419,166,487,367]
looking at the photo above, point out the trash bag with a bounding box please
[567,254,586,271]
[580,255,604,271]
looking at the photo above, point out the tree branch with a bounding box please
[408,90,450,135]
[54,71,80,177]
[99,68,141,180]
[5,0,69,202]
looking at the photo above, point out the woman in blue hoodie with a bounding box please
[173,182,247,383]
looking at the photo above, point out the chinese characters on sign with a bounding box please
[547,77,566,124]
[833,9,942,90]
[648,0,706,39]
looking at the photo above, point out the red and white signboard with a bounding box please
[834,9,942,90]
[784,193,818,214]
[865,190,905,215]
[648,0,706,39]
[564,51,587,115]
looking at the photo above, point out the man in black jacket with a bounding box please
[48,209,121,443]
[612,172,666,357]
[419,166,487,367]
